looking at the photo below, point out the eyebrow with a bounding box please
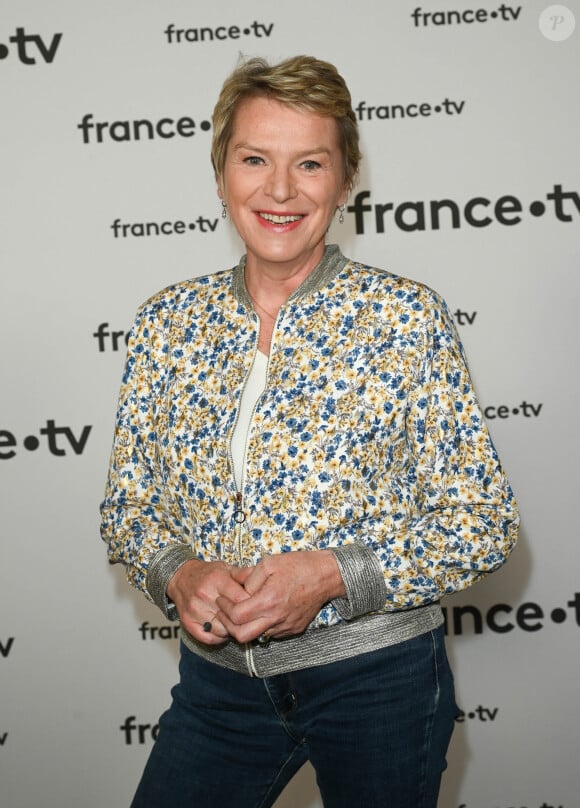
[232,143,333,157]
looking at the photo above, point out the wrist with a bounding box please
[166,557,203,602]
[318,549,347,600]
[145,545,197,619]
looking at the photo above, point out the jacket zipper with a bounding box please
[228,315,277,676]
[228,323,276,565]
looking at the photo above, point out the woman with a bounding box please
[101,55,519,807]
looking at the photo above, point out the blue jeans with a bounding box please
[132,627,457,808]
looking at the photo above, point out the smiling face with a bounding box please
[218,95,348,284]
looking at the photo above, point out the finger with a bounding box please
[184,615,229,645]
[229,565,254,586]
[216,590,275,626]
[219,575,253,603]
[215,594,248,623]
[235,563,269,596]
[216,609,272,644]
[177,577,249,623]
[204,615,230,640]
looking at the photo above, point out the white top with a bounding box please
[230,350,269,490]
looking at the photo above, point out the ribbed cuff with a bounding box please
[146,544,197,620]
[329,544,387,620]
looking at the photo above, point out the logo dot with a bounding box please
[491,11,498,18]
[529,200,546,216]
[243,28,251,35]
[551,608,567,623]
[512,408,519,415]
[0,43,9,59]
[200,120,211,132]
[468,712,475,719]
[434,106,441,113]
[24,435,39,451]
[188,222,196,230]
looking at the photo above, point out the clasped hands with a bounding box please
[166,550,345,646]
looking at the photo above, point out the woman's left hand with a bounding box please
[215,550,346,643]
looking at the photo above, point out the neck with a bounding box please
[243,245,326,307]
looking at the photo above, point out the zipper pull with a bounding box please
[234,492,246,524]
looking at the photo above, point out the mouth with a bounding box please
[257,212,304,225]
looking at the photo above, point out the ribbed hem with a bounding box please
[146,544,196,619]
[181,602,443,678]
[329,544,388,619]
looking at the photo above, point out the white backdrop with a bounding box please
[1,2,579,807]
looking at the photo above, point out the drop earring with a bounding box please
[221,201,227,219]
[338,205,345,225]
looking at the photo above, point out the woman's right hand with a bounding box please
[166,559,251,645]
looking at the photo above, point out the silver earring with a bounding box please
[221,201,227,219]
[338,205,345,225]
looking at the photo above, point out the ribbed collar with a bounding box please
[231,244,349,310]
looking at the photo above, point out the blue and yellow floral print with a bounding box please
[101,246,518,626]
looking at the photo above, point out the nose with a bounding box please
[265,164,297,203]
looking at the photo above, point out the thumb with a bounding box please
[230,566,254,585]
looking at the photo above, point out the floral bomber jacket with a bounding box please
[100,245,519,627]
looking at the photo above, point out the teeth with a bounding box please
[260,213,302,224]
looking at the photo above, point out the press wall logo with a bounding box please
[164,20,274,44]
[94,323,130,352]
[355,97,465,122]
[138,621,180,641]
[110,215,219,238]
[0,27,62,64]
[347,185,580,234]
[455,704,499,723]
[0,421,92,459]
[77,113,212,144]
[443,592,580,636]
[120,716,159,745]
[483,400,542,420]
[1,637,14,659]
[453,310,477,326]
[0,636,14,747]
[411,4,522,27]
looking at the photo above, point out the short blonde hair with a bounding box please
[211,55,361,190]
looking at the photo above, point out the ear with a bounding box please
[337,184,349,208]
[216,174,225,200]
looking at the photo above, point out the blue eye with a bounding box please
[302,160,321,170]
[244,156,264,165]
